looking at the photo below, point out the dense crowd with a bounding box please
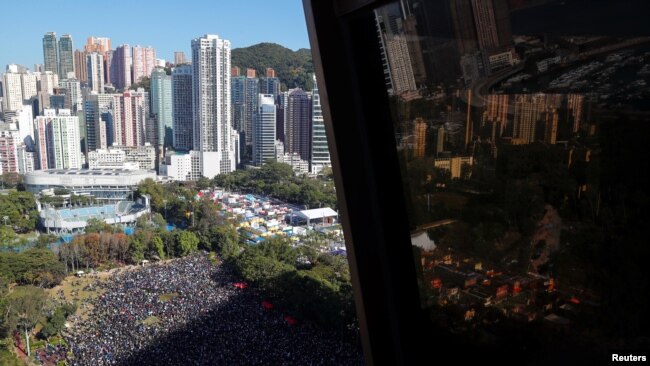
[64,252,363,365]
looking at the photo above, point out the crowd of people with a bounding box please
[64,252,363,365]
[35,344,67,366]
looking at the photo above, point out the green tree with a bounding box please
[150,236,165,260]
[84,218,112,234]
[253,237,297,265]
[173,231,199,257]
[234,251,295,291]
[3,286,46,356]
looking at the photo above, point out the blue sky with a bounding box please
[0,0,310,70]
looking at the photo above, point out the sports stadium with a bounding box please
[25,169,155,233]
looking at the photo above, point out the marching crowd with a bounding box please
[64,252,363,365]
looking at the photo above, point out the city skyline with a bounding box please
[0,0,310,70]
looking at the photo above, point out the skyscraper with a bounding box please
[253,94,276,166]
[132,46,156,83]
[244,69,259,146]
[172,64,193,151]
[374,4,417,94]
[58,34,74,78]
[111,45,132,90]
[310,74,330,174]
[87,52,105,93]
[191,34,237,177]
[413,118,427,158]
[34,109,81,169]
[471,0,499,51]
[285,88,311,162]
[42,32,59,75]
[150,68,173,148]
[73,50,88,83]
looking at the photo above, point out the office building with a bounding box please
[159,150,201,181]
[34,109,81,169]
[172,64,193,150]
[42,32,59,74]
[253,94,276,166]
[73,50,88,83]
[87,52,105,93]
[191,34,237,177]
[87,144,155,170]
[58,34,74,78]
[285,88,312,162]
[132,45,156,83]
[150,68,172,147]
[310,74,330,174]
[111,45,132,90]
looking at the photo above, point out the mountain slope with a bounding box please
[231,43,314,90]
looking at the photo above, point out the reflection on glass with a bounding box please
[376,0,650,357]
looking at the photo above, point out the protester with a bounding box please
[64,252,362,365]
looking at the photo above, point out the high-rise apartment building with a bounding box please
[0,127,21,174]
[374,4,417,95]
[59,78,82,113]
[174,52,187,65]
[87,52,105,93]
[132,46,156,83]
[42,32,59,74]
[172,64,193,150]
[111,45,132,90]
[85,37,111,53]
[1,66,37,112]
[150,68,172,147]
[58,34,74,78]
[310,74,330,174]
[285,88,312,162]
[259,68,281,99]
[253,94,276,166]
[38,71,58,95]
[34,109,81,169]
[2,70,24,111]
[413,118,426,158]
[191,34,237,177]
[471,0,500,51]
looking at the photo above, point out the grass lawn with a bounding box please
[159,292,179,302]
[141,316,161,326]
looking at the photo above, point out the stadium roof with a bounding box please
[296,207,338,221]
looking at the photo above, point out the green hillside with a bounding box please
[231,43,314,91]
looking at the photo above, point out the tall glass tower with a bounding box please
[58,34,75,78]
[42,32,59,74]
[310,74,331,173]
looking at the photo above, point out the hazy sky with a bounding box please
[0,0,310,70]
